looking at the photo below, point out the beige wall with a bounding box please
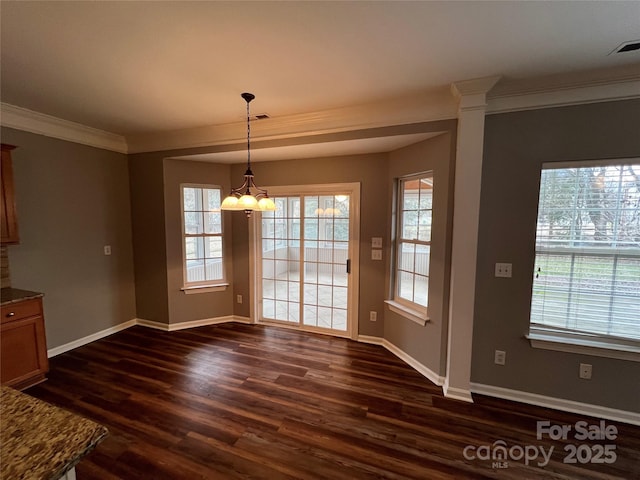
[2,128,136,348]
[129,151,170,323]
[385,129,456,377]
[163,159,234,324]
[473,99,640,412]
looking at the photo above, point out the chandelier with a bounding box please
[220,93,276,217]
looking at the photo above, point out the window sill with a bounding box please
[181,284,229,295]
[384,300,429,326]
[526,328,640,362]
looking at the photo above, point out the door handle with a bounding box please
[346,259,351,274]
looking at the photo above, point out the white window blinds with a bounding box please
[530,162,640,341]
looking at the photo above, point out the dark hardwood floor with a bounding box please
[26,323,639,479]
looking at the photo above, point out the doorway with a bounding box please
[252,184,360,338]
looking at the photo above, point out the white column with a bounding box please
[444,76,500,402]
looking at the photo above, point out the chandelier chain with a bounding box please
[246,98,251,172]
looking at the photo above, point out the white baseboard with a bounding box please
[136,315,251,331]
[358,335,445,387]
[47,319,137,357]
[471,382,640,427]
[357,336,639,422]
[357,335,384,346]
[48,316,253,357]
[443,381,473,403]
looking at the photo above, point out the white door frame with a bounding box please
[248,182,360,340]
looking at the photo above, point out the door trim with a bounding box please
[248,182,360,340]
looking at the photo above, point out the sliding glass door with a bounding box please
[257,186,358,336]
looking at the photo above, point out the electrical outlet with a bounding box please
[236,295,243,304]
[495,263,512,278]
[579,363,592,380]
[369,311,377,322]
[371,237,383,248]
[372,249,382,261]
[494,350,506,365]
[103,245,112,256]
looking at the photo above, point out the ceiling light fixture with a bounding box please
[220,93,276,217]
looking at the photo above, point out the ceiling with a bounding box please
[1,1,640,157]
[170,132,442,164]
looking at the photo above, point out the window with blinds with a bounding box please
[530,162,640,343]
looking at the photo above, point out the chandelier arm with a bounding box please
[253,185,270,199]
[229,176,250,196]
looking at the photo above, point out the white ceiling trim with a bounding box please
[1,75,638,155]
[451,76,502,111]
[488,76,640,114]
[126,87,458,154]
[0,103,127,153]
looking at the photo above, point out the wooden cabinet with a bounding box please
[1,297,48,390]
[1,144,19,244]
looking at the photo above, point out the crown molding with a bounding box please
[3,71,639,155]
[487,75,640,114]
[450,75,502,113]
[0,103,128,153]
[126,87,458,153]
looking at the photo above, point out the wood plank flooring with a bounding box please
[25,323,640,479]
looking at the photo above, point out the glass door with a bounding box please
[261,197,302,325]
[259,191,354,335]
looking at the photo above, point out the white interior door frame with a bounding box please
[248,182,360,340]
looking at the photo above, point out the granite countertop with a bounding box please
[0,287,44,306]
[0,386,108,480]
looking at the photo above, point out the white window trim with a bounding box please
[526,327,640,362]
[384,299,429,326]
[181,183,227,291]
[528,159,640,358]
[181,284,229,295]
[388,172,433,324]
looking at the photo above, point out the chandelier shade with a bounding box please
[220,92,276,216]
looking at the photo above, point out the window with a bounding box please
[529,161,640,358]
[181,185,226,291]
[386,173,433,325]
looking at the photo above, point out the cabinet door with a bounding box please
[1,303,48,390]
[1,144,19,244]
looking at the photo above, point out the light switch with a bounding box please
[372,249,382,260]
[371,237,383,248]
